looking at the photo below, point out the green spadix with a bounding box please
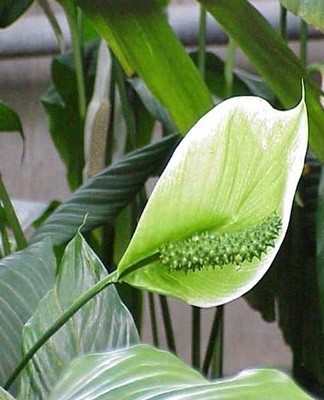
[117,94,308,307]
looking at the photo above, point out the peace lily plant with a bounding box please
[0,93,311,399]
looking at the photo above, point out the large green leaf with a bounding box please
[280,0,324,32]
[0,239,56,389]
[30,134,180,246]
[18,233,139,400]
[117,96,308,307]
[42,41,98,190]
[198,0,324,161]
[76,0,213,133]
[0,0,33,27]
[48,345,312,399]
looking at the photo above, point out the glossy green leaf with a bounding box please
[0,0,33,27]
[42,41,98,190]
[0,102,24,142]
[76,0,213,133]
[48,344,312,399]
[280,0,324,31]
[30,134,180,246]
[0,239,56,389]
[198,0,324,161]
[0,387,15,400]
[117,96,308,307]
[18,233,139,400]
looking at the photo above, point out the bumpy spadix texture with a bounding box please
[160,212,281,272]
[117,95,308,307]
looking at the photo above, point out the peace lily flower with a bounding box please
[117,94,308,307]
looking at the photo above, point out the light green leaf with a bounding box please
[117,95,308,307]
[280,0,324,32]
[18,233,139,400]
[75,0,213,133]
[0,387,16,400]
[198,0,324,161]
[0,239,56,390]
[48,345,312,399]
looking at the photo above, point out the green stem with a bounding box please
[299,19,308,68]
[202,305,224,377]
[279,5,287,43]
[0,173,27,250]
[210,305,224,378]
[191,4,207,371]
[159,295,177,354]
[224,37,236,98]
[38,0,65,53]
[0,208,11,256]
[148,293,159,347]
[4,270,119,390]
[192,306,201,370]
[113,56,137,149]
[65,1,86,121]
[198,5,207,80]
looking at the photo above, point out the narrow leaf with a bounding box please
[18,234,138,399]
[76,0,213,133]
[0,239,56,389]
[118,95,308,307]
[30,134,180,246]
[48,345,312,399]
[198,0,324,161]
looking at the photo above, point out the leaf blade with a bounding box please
[18,234,139,399]
[48,345,312,399]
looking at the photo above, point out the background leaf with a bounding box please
[18,234,139,399]
[0,0,33,28]
[30,134,180,246]
[199,0,324,161]
[76,0,213,133]
[0,239,56,391]
[0,102,24,142]
[42,41,98,190]
[48,344,312,399]
[280,0,324,32]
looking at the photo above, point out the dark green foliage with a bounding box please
[0,0,33,27]
[42,41,99,190]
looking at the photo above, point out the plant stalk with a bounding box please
[279,5,287,43]
[210,305,224,378]
[191,3,207,372]
[224,37,236,98]
[0,210,11,256]
[203,305,224,377]
[192,306,201,370]
[4,270,119,389]
[148,293,159,347]
[299,19,308,68]
[0,173,27,250]
[65,1,87,122]
[159,295,177,354]
[198,5,207,80]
